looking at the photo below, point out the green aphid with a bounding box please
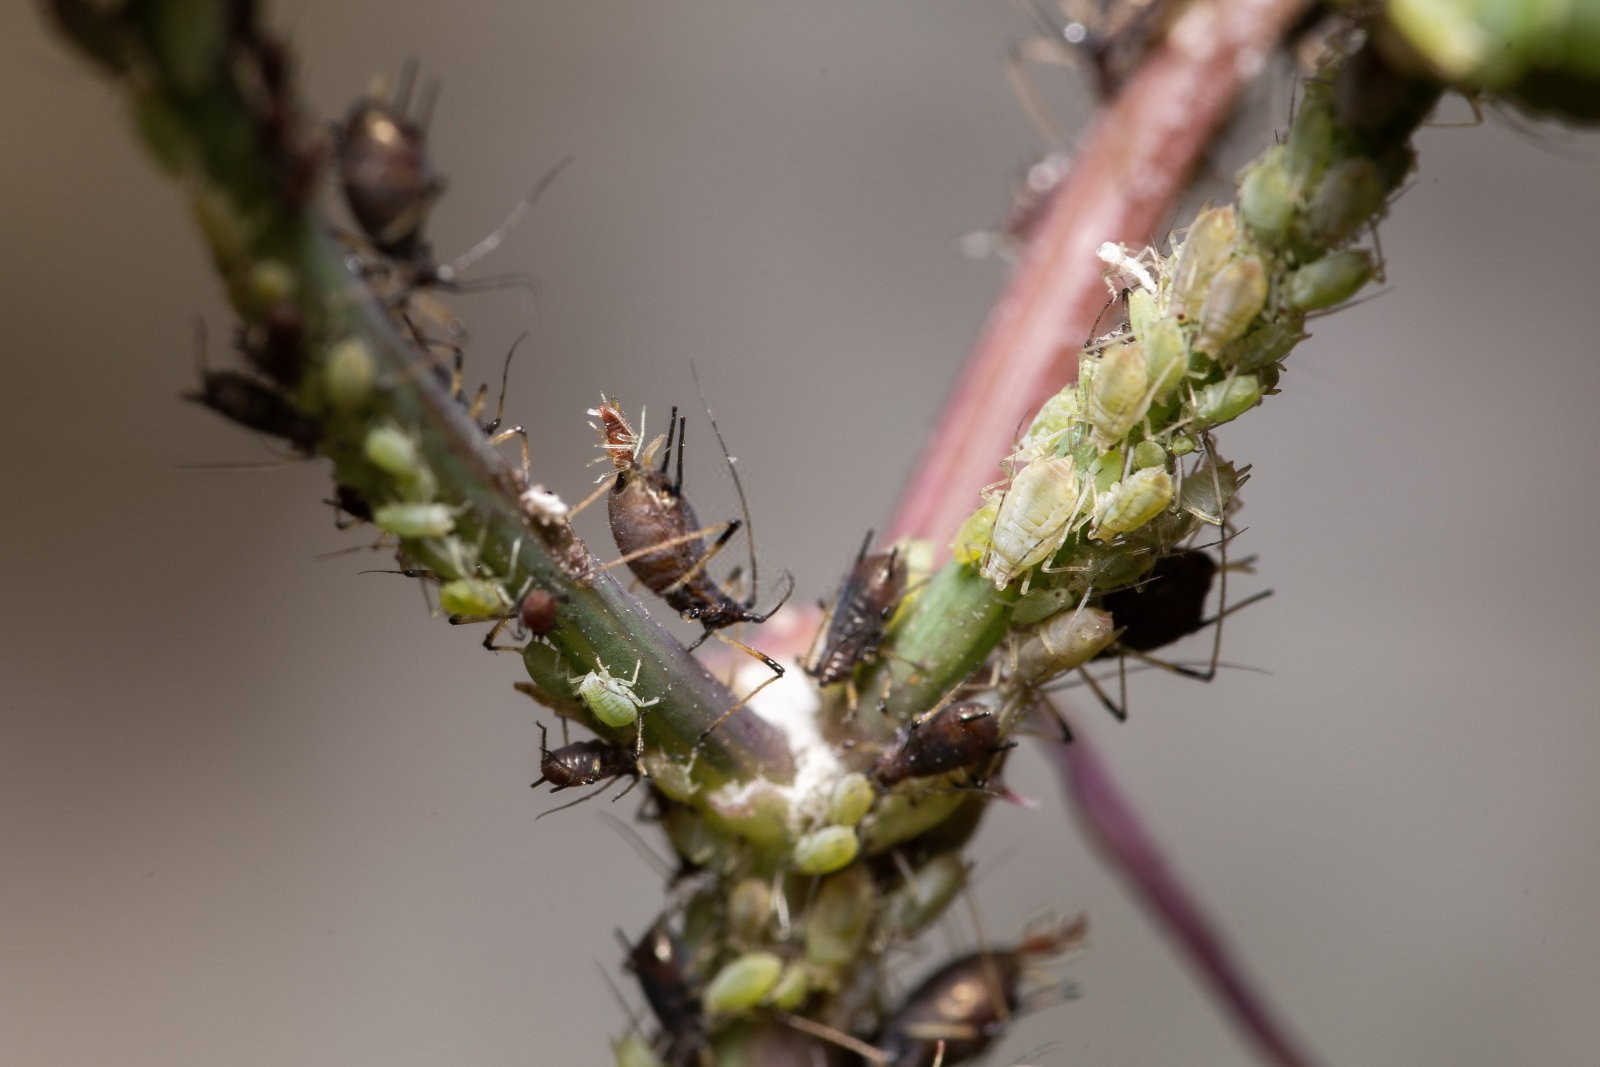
[827,773,874,827]
[1168,206,1238,319]
[951,500,998,568]
[805,865,875,969]
[1288,249,1375,311]
[1091,467,1174,540]
[437,577,511,619]
[1238,145,1297,247]
[1021,385,1081,456]
[1086,339,1150,448]
[1220,318,1306,373]
[1176,455,1246,527]
[1285,88,1337,189]
[573,659,659,729]
[1142,315,1189,401]
[324,338,376,411]
[1169,433,1197,456]
[1196,255,1268,358]
[364,423,421,479]
[766,962,811,1011]
[373,502,455,539]
[1193,376,1262,430]
[727,879,772,943]
[704,953,784,1016]
[1308,158,1385,247]
[792,825,860,876]
[1131,440,1167,470]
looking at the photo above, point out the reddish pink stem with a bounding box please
[1045,726,1322,1067]
[887,0,1309,546]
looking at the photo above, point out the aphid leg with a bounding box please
[565,471,619,521]
[1035,691,1076,743]
[489,425,533,482]
[1073,663,1129,722]
[693,364,768,607]
[659,520,742,596]
[536,777,624,820]
[772,1012,890,1064]
[693,670,783,750]
[593,520,743,578]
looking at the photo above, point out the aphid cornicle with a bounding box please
[871,702,1013,789]
[593,400,789,650]
[808,531,908,685]
[621,920,706,1067]
[873,915,1088,1067]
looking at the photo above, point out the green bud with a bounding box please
[792,826,859,876]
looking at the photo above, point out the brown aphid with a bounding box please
[808,530,908,685]
[594,400,788,644]
[874,915,1088,1067]
[531,723,639,818]
[324,484,373,528]
[519,588,560,636]
[185,324,320,454]
[871,702,1014,789]
[237,300,307,388]
[621,919,706,1067]
[334,63,445,263]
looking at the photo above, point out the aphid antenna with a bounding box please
[959,867,1014,1029]
[433,155,575,284]
[535,775,638,821]
[391,57,419,116]
[413,75,439,133]
[773,1011,890,1064]
[593,520,745,578]
[594,958,648,1041]
[691,361,762,605]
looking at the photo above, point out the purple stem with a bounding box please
[1043,724,1321,1067]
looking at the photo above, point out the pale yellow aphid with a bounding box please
[1167,205,1238,320]
[1196,255,1269,358]
[1085,339,1150,449]
[980,456,1084,591]
[1091,466,1174,540]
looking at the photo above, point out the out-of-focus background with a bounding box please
[5,3,1600,1065]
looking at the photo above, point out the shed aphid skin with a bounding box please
[183,320,319,453]
[334,61,573,296]
[572,658,660,764]
[620,920,707,1067]
[873,914,1088,1067]
[808,530,909,687]
[871,702,1015,790]
[530,722,641,818]
[589,398,793,684]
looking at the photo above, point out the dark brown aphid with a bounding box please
[808,530,907,686]
[237,301,308,389]
[874,915,1087,1067]
[1074,546,1272,722]
[185,335,320,454]
[871,702,1013,789]
[1098,548,1218,654]
[594,400,790,651]
[621,919,706,1067]
[334,62,444,264]
[531,723,639,818]
[325,484,373,528]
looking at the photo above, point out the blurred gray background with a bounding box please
[5,3,1599,1065]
